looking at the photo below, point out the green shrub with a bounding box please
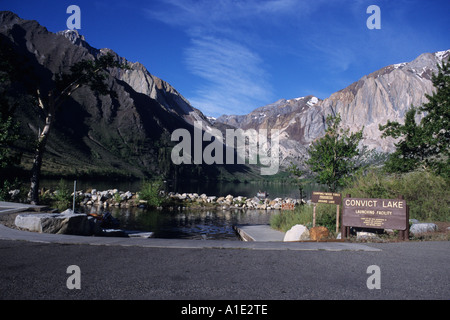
[270,205,311,232]
[51,179,72,211]
[138,179,165,208]
[113,192,122,203]
[0,179,14,201]
[270,203,337,233]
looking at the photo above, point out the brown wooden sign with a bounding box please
[311,192,342,205]
[342,197,408,230]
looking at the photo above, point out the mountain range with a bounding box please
[216,50,449,168]
[1,11,448,181]
[0,10,249,182]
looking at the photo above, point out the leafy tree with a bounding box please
[287,162,305,203]
[29,53,130,204]
[0,103,19,169]
[379,60,450,177]
[306,113,364,192]
[378,107,427,173]
[0,100,21,201]
[0,39,20,169]
[0,38,21,200]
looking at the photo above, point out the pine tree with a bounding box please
[379,60,450,177]
[420,61,450,175]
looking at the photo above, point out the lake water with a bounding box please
[81,206,274,240]
[43,178,327,240]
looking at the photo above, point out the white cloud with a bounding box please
[145,0,423,116]
[144,0,296,116]
[145,0,303,28]
[184,36,273,116]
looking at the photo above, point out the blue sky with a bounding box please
[2,0,449,117]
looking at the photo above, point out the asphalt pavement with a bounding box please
[0,223,449,302]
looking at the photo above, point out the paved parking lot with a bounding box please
[1,201,448,303]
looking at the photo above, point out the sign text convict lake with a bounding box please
[342,197,408,230]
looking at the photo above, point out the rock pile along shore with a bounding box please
[73,189,303,211]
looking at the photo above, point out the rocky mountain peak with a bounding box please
[0,11,21,28]
[0,10,226,179]
[216,49,449,168]
[435,50,450,61]
[57,29,85,43]
[54,24,207,126]
[57,29,99,56]
[216,95,321,130]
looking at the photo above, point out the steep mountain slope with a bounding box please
[217,49,450,168]
[0,11,249,181]
[320,50,449,152]
[216,95,322,166]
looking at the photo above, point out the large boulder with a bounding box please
[14,212,99,235]
[283,224,310,242]
[410,223,438,235]
[310,226,329,241]
[356,231,379,241]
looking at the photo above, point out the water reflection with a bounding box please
[81,206,274,240]
[50,179,326,240]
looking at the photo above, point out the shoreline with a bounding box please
[2,208,449,242]
[20,188,303,211]
[3,187,449,242]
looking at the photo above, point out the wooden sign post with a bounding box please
[311,191,342,232]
